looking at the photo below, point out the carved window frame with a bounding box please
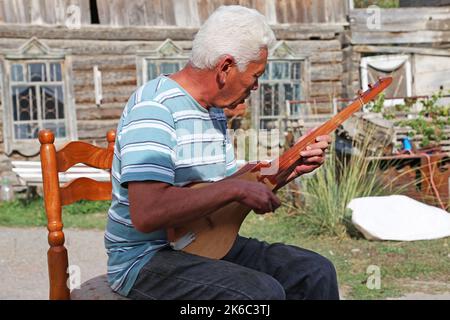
[251,41,310,130]
[136,39,189,86]
[0,37,77,156]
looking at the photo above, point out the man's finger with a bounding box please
[309,141,330,150]
[300,148,324,157]
[316,135,332,143]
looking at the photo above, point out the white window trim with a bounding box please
[360,54,412,108]
[0,37,77,156]
[252,41,310,130]
[136,39,189,86]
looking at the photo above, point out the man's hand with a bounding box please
[285,131,332,182]
[229,179,281,214]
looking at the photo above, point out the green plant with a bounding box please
[353,0,399,8]
[368,90,450,148]
[295,130,391,237]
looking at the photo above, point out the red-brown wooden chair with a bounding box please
[39,129,127,300]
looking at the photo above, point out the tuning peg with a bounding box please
[357,89,363,96]
[368,83,373,89]
[378,76,383,82]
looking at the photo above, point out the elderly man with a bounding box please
[106,5,339,300]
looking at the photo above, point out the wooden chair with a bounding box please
[39,129,127,300]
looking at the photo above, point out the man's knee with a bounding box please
[311,254,338,284]
[301,252,339,299]
[233,271,285,300]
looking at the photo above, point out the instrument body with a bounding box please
[168,77,393,259]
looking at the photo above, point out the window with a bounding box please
[10,61,66,140]
[258,60,303,129]
[146,60,187,82]
[250,41,309,131]
[1,37,76,155]
[360,55,412,107]
[137,39,189,85]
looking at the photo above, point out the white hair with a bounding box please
[190,5,276,72]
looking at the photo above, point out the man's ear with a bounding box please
[216,55,235,87]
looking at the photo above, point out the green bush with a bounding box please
[296,130,399,237]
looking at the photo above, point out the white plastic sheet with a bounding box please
[348,195,450,241]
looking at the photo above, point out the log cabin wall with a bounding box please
[2,1,449,180]
[0,0,350,178]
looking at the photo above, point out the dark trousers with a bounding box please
[128,236,340,300]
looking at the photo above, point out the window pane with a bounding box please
[41,86,64,120]
[272,62,289,80]
[28,63,46,82]
[50,63,62,82]
[261,84,273,116]
[14,123,39,140]
[291,63,301,80]
[11,64,24,82]
[160,62,179,75]
[293,84,301,100]
[284,84,293,102]
[43,122,66,138]
[12,86,37,121]
[148,63,158,80]
[273,84,279,115]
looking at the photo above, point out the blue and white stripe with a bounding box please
[105,75,237,297]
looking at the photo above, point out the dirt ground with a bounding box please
[0,226,448,300]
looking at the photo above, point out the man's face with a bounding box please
[215,48,268,109]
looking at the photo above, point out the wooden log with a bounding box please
[71,55,137,70]
[0,23,347,41]
[309,51,343,63]
[349,7,450,32]
[353,45,450,56]
[77,120,118,140]
[310,63,343,81]
[76,106,123,121]
[351,30,450,45]
[310,81,342,97]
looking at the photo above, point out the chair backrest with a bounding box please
[39,129,116,300]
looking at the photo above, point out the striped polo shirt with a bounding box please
[105,75,238,296]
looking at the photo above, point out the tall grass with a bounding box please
[295,129,399,238]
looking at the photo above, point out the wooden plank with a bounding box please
[414,55,450,95]
[126,0,147,26]
[0,22,345,40]
[1,0,90,25]
[76,106,124,120]
[0,24,200,40]
[173,0,200,27]
[74,84,135,104]
[71,55,136,71]
[350,8,450,28]
[0,0,5,23]
[0,38,187,55]
[288,39,342,53]
[77,120,118,140]
[351,30,450,44]
[309,51,343,63]
[3,0,28,23]
[96,0,110,25]
[310,63,342,81]
[353,45,450,56]
[310,81,342,97]
[72,69,136,87]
